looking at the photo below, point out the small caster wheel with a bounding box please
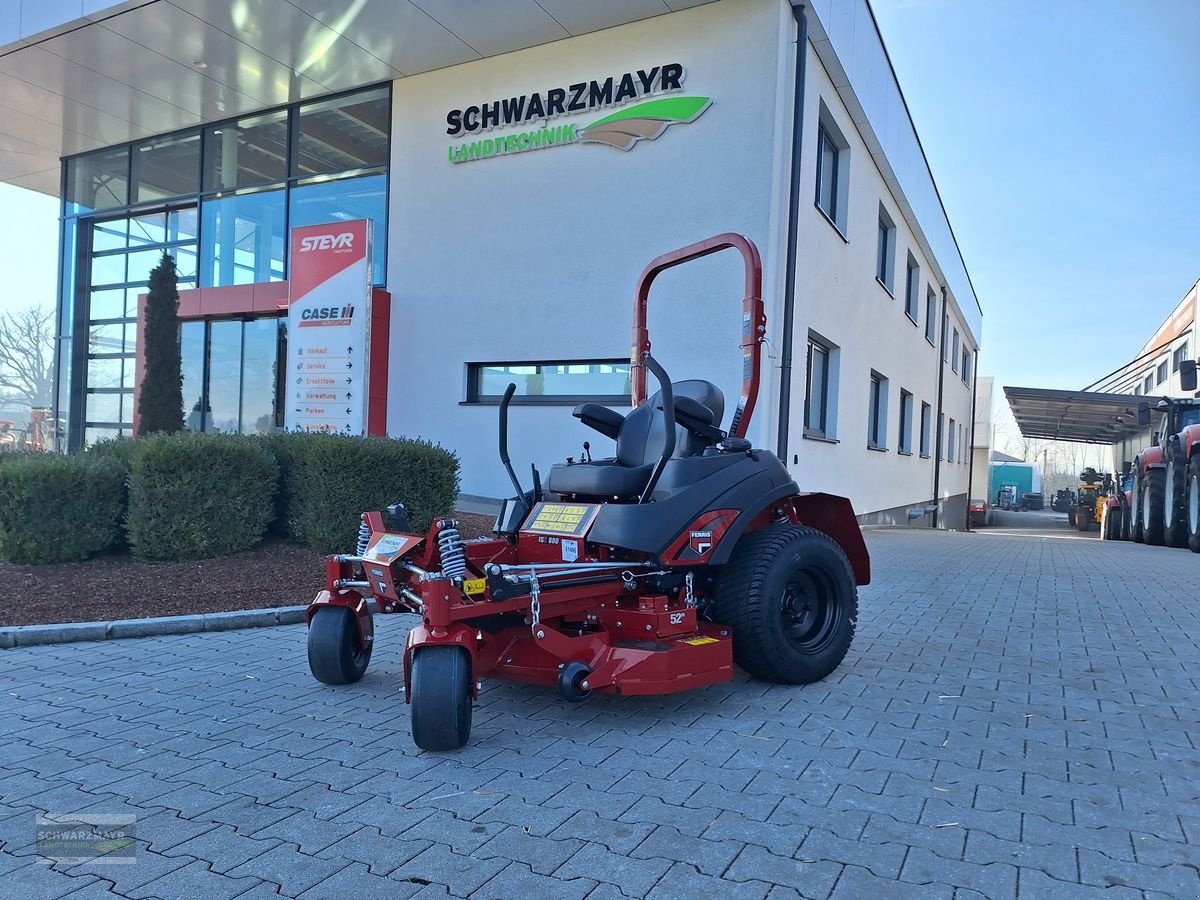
[410,646,472,751]
[557,661,592,703]
[308,607,372,685]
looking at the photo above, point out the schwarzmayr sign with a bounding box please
[446,63,710,163]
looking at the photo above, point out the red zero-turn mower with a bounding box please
[305,233,871,751]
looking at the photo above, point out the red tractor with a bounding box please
[304,233,870,750]
[1131,360,1200,551]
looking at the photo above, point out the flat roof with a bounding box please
[0,0,716,195]
[1004,386,1154,445]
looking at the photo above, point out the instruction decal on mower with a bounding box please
[561,539,579,562]
[523,502,600,538]
[463,578,486,596]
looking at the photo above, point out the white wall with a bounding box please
[785,41,974,515]
[387,0,790,497]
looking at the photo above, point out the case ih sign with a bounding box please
[284,220,374,434]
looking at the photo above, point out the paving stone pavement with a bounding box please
[1,525,1198,899]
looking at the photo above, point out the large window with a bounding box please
[920,402,932,457]
[1173,341,1190,373]
[59,85,391,449]
[898,390,914,454]
[876,206,895,293]
[904,253,919,323]
[951,328,960,373]
[867,372,888,450]
[814,106,849,234]
[925,286,937,345]
[467,361,630,403]
[1157,360,1169,384]
[805,334,837,439]
[200,188,286,287]
[182,317,285,433]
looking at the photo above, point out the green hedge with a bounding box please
[84,437,139,471]
[0,454,126,564]
[280,434,459,554]
[127,433,279,560]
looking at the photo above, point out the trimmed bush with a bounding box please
[0,454,126,564]
[285,434,459,554]
[127,432,279,560]
[84,437,139,471]
[249,431,316,541]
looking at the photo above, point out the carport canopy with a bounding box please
[1003,386,1155,444]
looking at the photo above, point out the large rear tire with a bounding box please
[1077,510,1091,532]
[1131,464,1145,543]
[1187,454,1200,554]
[710,525,857,685]
[410,646,472,751]
[308,607,372,685]
[1164,442,1189,548]
[1143,468,1167,546]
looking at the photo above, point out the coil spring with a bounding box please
[437,521,467,580]
[356,515,371,556]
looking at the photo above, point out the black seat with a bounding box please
[548,380,724,499]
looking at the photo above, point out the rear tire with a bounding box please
[1131,464,1145,542]
[410,646,472,751]
[308,607,372,685]
[1077,510,1091,532]
[710,525,857,685]
[1068,509,1076,527]
[1187,453,1200,553]
[1164,442,1189,548]
[1143,468,1166,546]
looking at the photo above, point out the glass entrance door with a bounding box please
[74,208,197,446]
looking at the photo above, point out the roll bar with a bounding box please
[638,354,675,504]
[498,383,528,512]
[630,232,765,439]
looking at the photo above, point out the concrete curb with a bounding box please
[0,605,311,650]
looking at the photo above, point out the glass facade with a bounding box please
[57,85,390,450]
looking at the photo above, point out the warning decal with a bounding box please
[523,502,600,537]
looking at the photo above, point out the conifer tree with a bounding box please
[136,253,184,436]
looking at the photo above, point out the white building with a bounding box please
[0,0,981,524]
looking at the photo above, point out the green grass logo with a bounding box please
[446,95,712,164]
[579,96,712,150]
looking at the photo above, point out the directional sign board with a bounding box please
[284,220,373,434]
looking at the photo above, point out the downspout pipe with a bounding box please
[964,347,979,531]
[775,2,808,462]
[931,287,948,528]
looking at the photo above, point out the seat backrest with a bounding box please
[616,380,724,468]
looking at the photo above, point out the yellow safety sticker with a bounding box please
[523,502,598,537]
[682,636,719,646]
[463,578,486,596]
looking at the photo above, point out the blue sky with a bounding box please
[1,0,1197,426]
[872,0,1200,398]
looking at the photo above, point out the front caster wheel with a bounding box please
[557,662,592,703]
[410,646,472,751]
[308,607,372,685]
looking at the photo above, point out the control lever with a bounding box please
[582,441,592,462]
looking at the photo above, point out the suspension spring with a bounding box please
[356,514,371,556]
[436,521,467,581]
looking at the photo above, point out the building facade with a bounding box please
[1090,279,1198,470]
[0,0,981,524]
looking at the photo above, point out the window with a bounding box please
[961,348,971,384]
[204,111,289,190]
[289,173,387,286]
[1144,374,1154,394]
[200,188,286,287]
[66,148,130,215]
[805,335,836,438]
[951,329,960,373]
[925,286,937,345]
[898,390,914,454]
[1173,341,1190,372]
[948,417,957,462]
[904,253,919,323]
[1157,360,1169,384]
[937,412,945,460]
[867,372,888,450]
[814,104,849,233]
[467,360,630,403]
[876,205,896,293]
[294,87,390,177]
[132,131,201,204]
[919,402,932,457]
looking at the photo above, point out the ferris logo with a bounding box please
[688,530,713,556]
[298,233,354,252]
